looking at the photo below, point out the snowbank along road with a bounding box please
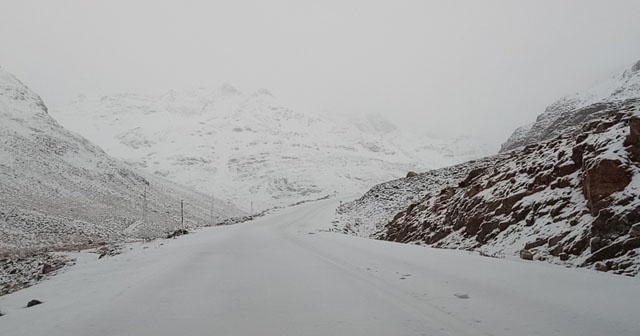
[0,199,638,336]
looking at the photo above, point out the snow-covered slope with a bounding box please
[0,68,243,253]
[333,158,495,238]
[338,99,640,275]
[51,87,491,212]
[502,59,640,152]
[336,61,640,275]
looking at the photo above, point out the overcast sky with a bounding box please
[2,0,640,149]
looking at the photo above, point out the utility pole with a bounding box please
[181,200,184,230]
[250,200,253,214]
[210,201,214,226]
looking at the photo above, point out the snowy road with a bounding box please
[1,199,639,335]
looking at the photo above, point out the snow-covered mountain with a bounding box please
[51,87,491,212]
[335,60,640,275]
[502,59,640,152]
[0,68,243,253]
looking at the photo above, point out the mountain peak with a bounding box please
[0,67,26,89]
[501,58,640,152]
[0,67,49,114]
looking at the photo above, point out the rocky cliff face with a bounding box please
[0,68,243,253]
[381,99,640,275]
[333,158,495,238]
[336,61,640,275]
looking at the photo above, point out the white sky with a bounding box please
[1,0,640,149]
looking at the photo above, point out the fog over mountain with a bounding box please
[2,0,640,149]
[0,67,243,253]
[335,59,640,275]
[51,86,490,212]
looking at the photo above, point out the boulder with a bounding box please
[594,262,608,272]
[26,300,43,308]
[41,263,55,275]
[166,228,189,239]
[519,249,534,260]
[406,171,418,178]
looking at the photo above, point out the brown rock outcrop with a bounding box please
[582,159,631,215]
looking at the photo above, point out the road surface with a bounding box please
[1,199,639,335]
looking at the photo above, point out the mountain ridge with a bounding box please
[0,68,243,253]
[502,59,640,152]
[52,86,491,212]
[335,60,640,275]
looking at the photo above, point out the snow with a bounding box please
[51,87,492,212]
[339,77,640,274]
[334,156,498,238]
[1,199,638,336]
[0,67,243,251]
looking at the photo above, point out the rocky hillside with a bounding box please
[333,157,498,238]
[383,99,640,275]
[0,68,243,254]
[336,61,640,275]
[502,60,640,152]
[51,87,490,212]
